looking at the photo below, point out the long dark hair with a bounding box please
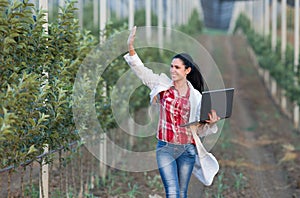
[172,53,205,94]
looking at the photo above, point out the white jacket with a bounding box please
[123,53,218,137]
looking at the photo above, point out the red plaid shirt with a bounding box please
[157,86,195,144]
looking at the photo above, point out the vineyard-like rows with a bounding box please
[0,0,203,197]
[0,0,95,170]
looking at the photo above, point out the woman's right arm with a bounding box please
[127,26,136,56]
[124,26,171,90]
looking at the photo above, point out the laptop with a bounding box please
[180,88,234,127]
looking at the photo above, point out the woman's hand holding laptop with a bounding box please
[189,109,220,132]
[206,109,220,124]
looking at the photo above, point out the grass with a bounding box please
[215,172,229,198]
[232,172,247,191]
[125,183,142,197]
[218,121,232,150]
[24,185,39,198]
[145,173,164,191]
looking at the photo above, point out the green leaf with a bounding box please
[1,128,13,136]
[37,113,49,125]
[12,1,22,10]
[27,145,38,155]
[28,118,36,127]
[9,32,20,38]
[4,37,16,45]
[0,26,8,34]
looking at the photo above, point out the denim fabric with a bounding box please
[156,140,197,198]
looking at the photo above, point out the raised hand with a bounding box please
[127,26,137,55]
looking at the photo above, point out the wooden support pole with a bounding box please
[264,0,270,37]
[78,0,83,29]
[39,0,48,32]
[294,0,300,129]
[166,0,171,39]
[39,0,49,197]
[281,0,287,113]
[93,0,99,28]
[281,0,287,62]
[172,0,177,26]
[158,0,163,51]
[99,83,107,180]
[146,0,152,42]
[271,0,277,52]
[39,146,49,198]
[259,0,264,34]
[295,0,300,73]
[115,0,121,19]
[128,0,134,29]
[100,0,107,43]
[99,133,107,180]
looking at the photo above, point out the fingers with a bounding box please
[206,109,220,124]
[127,26,137,46]
[131,25,136,36]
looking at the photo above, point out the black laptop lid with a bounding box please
[200,88,234,122]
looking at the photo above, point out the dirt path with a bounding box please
[188,34,299,197]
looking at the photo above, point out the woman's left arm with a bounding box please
[197,110,220,137]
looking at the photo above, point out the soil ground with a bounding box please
[1,34,300,198]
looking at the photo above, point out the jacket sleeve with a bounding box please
[123,53,169,90]
[197,123,218,137]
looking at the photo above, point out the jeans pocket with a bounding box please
[185,144,197,156]
[156,140,167,149]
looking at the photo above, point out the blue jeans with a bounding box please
[156,140,197,198]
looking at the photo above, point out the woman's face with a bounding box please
[170,58,191,82]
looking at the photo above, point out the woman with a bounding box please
[124,26,220,198]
